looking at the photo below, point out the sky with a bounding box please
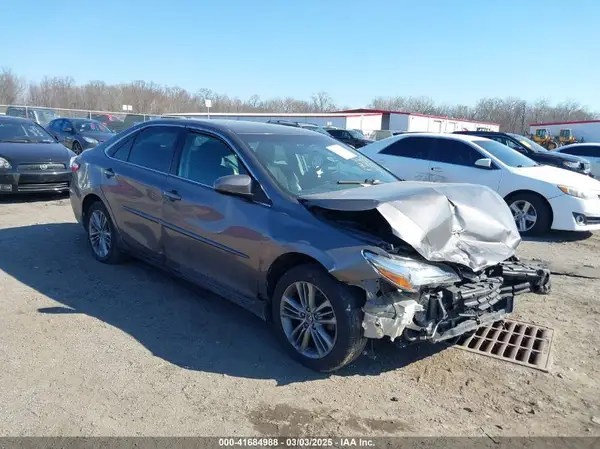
[1,0,599,109]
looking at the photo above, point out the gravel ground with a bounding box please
[0,194,599,437]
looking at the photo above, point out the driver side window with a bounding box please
[177,132,248,186]
[431,140,482,166]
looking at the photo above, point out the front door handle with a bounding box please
[431,166,443,172]
[163,190,181,201]
[102,168,115,178]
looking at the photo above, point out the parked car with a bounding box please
[91,114,126,132]
[0,116,75,194]
[371,130,404,141]
[324,128,373,149]
[360,133,600,234]
[554,143,600,178]
[266,120,331,136]
[47,118,114,154]
[69,119,550,371]
[6,106,59,126]
[454,130,592,176]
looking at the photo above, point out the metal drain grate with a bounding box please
[453,319,554,372]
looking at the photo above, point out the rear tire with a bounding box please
[506,193,551,235]
[271,264,367,372]
[72,141,83,155]
[86,201,125,264]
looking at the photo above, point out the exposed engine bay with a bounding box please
[300,181,552,344]
[361,257,550,343]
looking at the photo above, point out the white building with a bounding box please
[162,109,499,136]
[529,120,600,143]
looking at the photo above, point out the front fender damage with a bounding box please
[362,258,551,343]
[301,181,552,345]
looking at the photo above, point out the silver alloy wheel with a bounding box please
[280,281,337,359]
[88,210,112,258]
[510,200,538,232]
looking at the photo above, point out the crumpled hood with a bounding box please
[300,181,521,272]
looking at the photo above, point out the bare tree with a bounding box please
[2,68,598,132]
[0,68,25,104]
[311,92,336,112]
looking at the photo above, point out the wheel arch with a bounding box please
[504,189,554,227]
[262,250,370,323]
[81,193,105,228]
[265,252,325,301]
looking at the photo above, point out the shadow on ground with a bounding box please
[0,222,445,385]
[0,192,70,204]
[522,230,593,243]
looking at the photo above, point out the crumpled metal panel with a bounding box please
[300,181,521,272]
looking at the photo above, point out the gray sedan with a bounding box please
[69,119,550,372]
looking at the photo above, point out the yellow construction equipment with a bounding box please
[558,128,579,146]
[531,128,559,150]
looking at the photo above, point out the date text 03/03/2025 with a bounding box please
[217,438,375,447]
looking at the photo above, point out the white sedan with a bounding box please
[360,133,600,234]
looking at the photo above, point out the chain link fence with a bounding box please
[0,104,161,132]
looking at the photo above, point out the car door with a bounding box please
[372,136,433,181]
[161,129,269,300]
[428,138,503,191]
[101,125,183,261]
[60,119,76,149]
[49,119,65,144]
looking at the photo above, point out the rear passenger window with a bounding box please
[111,135,136,161]
[127,127,180,172]
[380,137,431,159]
[431,140,482,166]
[562,146,600,157]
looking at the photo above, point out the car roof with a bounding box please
[394,132,487,142]
[455,130,504,135]
[145,118,326,136]
[557,142,600,148]
[0,116,35,124]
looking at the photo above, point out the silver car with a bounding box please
[69,119,551,372]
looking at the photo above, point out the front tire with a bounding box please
[86,201,125,264]
[271,264,367,372]
[507,193,551,235]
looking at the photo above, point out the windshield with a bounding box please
[303,125,330,136]
[475,139,538,168]
[72,119,112,133]
[507,133,547,153]
[33,109,59,124]
[347,130,365,139]
[0,120,55,143]
[239,133,398,195]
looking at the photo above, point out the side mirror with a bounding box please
[64,127,74,133]
[474,158,493,169]
[214,174,253,197]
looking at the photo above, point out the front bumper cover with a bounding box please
[362,258,551,343]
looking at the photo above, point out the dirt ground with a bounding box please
[0,194,599,437]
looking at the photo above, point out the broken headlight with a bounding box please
[362,251,460,292]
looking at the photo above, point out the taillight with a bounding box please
[70,156,80,173]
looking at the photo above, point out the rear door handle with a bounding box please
[102,168,115,178]
[431,166,443,172]
[163,190,181,201]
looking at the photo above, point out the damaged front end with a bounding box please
[361,253,550,344]
[300,181,553,345]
